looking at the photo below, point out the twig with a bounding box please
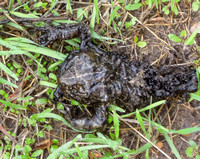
[0,125,17,143]
[118,3,176,52]
[119,115,172,159]
[0,16,74,25]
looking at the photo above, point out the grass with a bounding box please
[0,0,200,158]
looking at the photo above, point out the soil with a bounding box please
[0,1,200,158]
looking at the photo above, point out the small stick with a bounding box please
[0,125,17,143]
[0,16,74,25]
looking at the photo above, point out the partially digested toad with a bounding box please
[39,23,198,131]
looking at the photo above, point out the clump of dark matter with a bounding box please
[38,23,198,131]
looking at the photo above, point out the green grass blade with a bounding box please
[90,30,124,42]
[0,61,18,81]
[190,93,200,101]
[6,22,24,31]
[44,0,58,16]
[0,37,41,64]
[145,118,172,133]
[185,26,200,45]
[10,11,39,18]
[109,104,125,113]
[53,20,77,24]
[128,142,153,155]
[16,0,22,5]
[0,50,42,66]
[108,6,120,26]
[4,39,67,60]
[121,100,165,118]
[12,1,28,11]
[20,46,66,60]
[125,3,143,11]
[154,0,158,9]
[82,138,108,144]
[5,37,37,44]
[66,0,72,14]
[90,6,96,29]
[65,145,110,155]
[49,142,108,159]
[65,39,80,47]
[113,143,153,158]
[0,100,27,110]
[94,0,99,24]
[163,134,181,159]
[30,113,93,133]
[113,111,119,139]
[82,134,121,150]
[0,78,18,88]
[169,127,200,134]
[40,81,57,88]
[47,134,82,159]
[48,61,62,71]
[0,37,19,50]
[8,0,14,11]
[147,0,152,8]
[75,143,83,158]
[136,109,148,136]
[0,37,60,66]
[143,118,200,134]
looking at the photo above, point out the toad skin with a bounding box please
[39,23,198,130]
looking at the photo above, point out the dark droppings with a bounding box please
[39,23,198,131]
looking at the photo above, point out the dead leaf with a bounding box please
[155,141,164,149]
[190,21,200,33]
[35,139,53,150]
[89,151,103,159]
[182,134,191,137]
